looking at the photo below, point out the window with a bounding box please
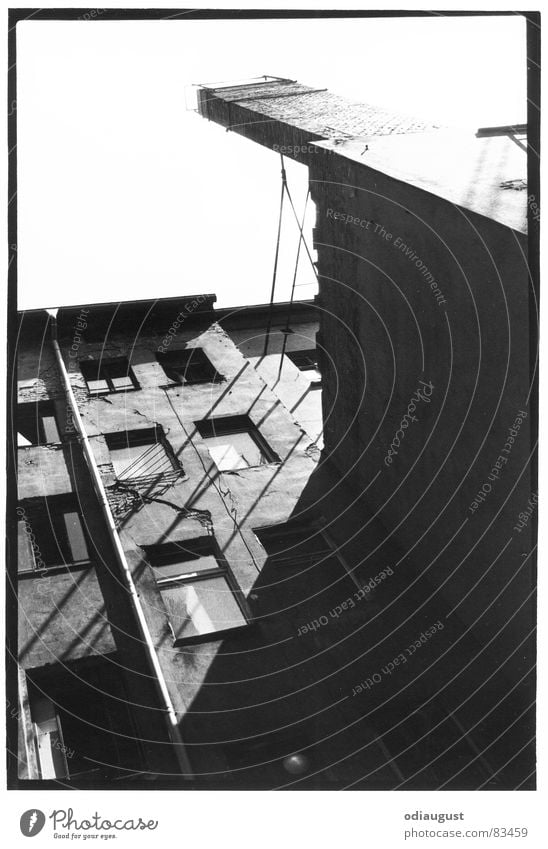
[105,426,181,483]
[18,517,37,573]
[196,415,280,471]
[30,691,69,779]
[17,401,61,446]
[256,523,335,567]
[157,347,223,385]
[287,349,322,384]
[256,521,362,590]
[80,357,139,395]
[27,661,144,780]
[18,496,91,572]
[146,538,248,644]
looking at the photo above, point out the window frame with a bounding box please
[145,537,251,646]
[195,415,280,470]
[17,495,92,575]
[26,660,146,781]
[104,425,183,483]
[286,349,322,385]
[31,692,70,780]
[17,400,61,447]
[157,346,224,386]
[255,518,362,590]
[79,357,140,395]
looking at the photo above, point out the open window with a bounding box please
[17,401,61,446]
[196,415,280,471]
[255,523,334,565]
[17,495,91,573]
[255,520,363,591]
[79,357,139,395]
[157,347,223,385]
[30,690,70,779]
[105,426,182,484]
[26,660,145,780]
[286,349,322,385]
[146,537,249,645]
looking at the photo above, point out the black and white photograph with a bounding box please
[3,3,542,845]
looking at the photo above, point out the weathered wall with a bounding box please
[196,80,535,785]
[18,567,116,668]
[16,286,534,786]
[59,316,321,719]
[220,304,323,444]
[198,80,438,167]
[56,307,512,786]
[308,149,535,695]
[16,321,182,775]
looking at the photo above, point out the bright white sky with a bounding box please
[16,14,527,310]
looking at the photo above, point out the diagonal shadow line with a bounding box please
[181,465,225,510]
[166,363,250,460]
[200,361,251,422]
[289,384,314,414]
[119,451,178,480]
[245,383,267,416]
[59,612,112,661]
[115,442,162,478]
[219,431,306,554]
[113,464,217,545]
[113,474,180,531]
[267,372,283,393]
[253,400,281,430]
[118,456,175,482]
[181,390,282,506]
[139,504,205,554]
[116,474,182,493]
[19,569,99,659]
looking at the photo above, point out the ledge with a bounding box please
[311,130,528,235]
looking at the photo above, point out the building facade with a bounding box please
[197,78,537,789]
[12,289,524,789]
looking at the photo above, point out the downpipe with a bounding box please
[48,311,194,779]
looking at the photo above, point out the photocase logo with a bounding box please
[20,810,46,837]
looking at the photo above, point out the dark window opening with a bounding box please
[255,521,363,593]
[196,415,280,471]
[17,401,61,446]
[286,349,321,384]
[255,523,335,566]
[80,357,139,395]
[105,426,182,483]
[145,537,249,645]
[157,347,223,385]
[27,661,145,780]
[18,495,91,572]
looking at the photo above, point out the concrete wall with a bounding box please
[219,303,323,445]
[53,306,511,785]
[18,567,116,668]
[195,83,535,787]
[15,290,534,786]
[59,315,321,718]
[302,151,535,788]
[308,150,534,673]
[198,80,437,167]
[47,305,448,784]
[15,319,181,777]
